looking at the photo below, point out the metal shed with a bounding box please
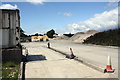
[0,9,20,48]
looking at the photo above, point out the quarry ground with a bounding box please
[22,40,118,78]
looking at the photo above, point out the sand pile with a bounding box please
[69,30,98,43]
[54,34,70,40]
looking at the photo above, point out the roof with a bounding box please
[0,9,19,13]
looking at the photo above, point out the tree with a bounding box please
[34,33,39,36]
[46,29,55,38]
[63,33,74,37]
[20,28,28,37]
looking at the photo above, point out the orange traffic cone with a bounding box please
[104,56,115,73]
[69,48,75,59]
[65,48,75,59]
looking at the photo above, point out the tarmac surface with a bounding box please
[22,40,118,78]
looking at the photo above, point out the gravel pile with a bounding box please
[69,30,98,43]
[54,35,70,40]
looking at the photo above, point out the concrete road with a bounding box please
[22,42,116,78]
[48,40,118,77]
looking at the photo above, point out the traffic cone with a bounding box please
[104,56,115,73]
[69,48,75,59]
[47,42,50,48]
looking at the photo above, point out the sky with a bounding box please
[0,1,118,34]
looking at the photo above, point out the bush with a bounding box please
[46,29,55,38]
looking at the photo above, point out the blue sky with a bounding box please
[1,2,118,34]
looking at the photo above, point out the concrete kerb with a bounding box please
[18,62,23,80]
[18,46,28,80]
[74,57,105,73]
[50,48,67,56]
[48,47,105,73]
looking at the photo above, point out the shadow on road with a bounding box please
[27,55,47,62]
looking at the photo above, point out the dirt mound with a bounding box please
[69,32,84,41]
[86,30,99,34]
[69,30,99,43]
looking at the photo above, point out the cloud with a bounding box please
[107,2,118,7]
[105,2,118,10]
[26,0,45,4]
[64,12,72,16]
[67,7,118,33]
[0,4,18,9]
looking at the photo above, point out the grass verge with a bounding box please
[2,61,20,80]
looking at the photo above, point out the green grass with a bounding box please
[2,61,20,80]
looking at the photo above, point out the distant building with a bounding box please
[53,34,58,38]
[31,35,49,42]
[20,37,31,42]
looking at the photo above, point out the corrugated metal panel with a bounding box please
[10,12,15,29]
[9,29,16,47]
[16,11,19,28]
[0,29,17,48]
[2,11,17,29]
[10,12,17,29]
[0,10,2,48]
[0,29,9,48]
[0,30,2,48]
[2,13,9,28]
